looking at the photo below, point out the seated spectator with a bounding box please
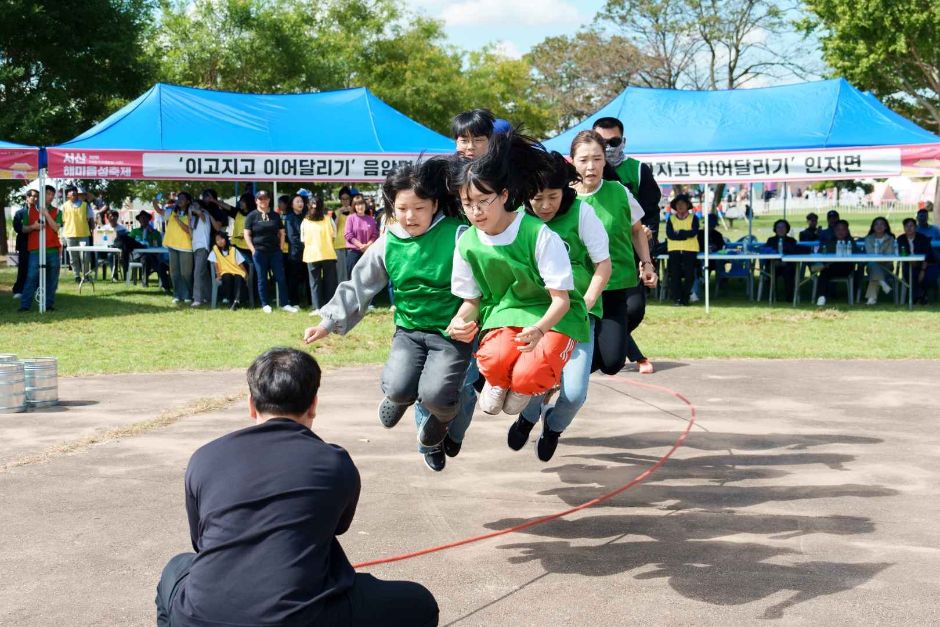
[898,217,939,305]
[863,217,895,305]
[208,232,248,310]
[127,210,171,290]
[816,219,857,306]
[799,212,819,241]
[765,219,800,301]
[817,209,839,243]
[915,208,940,240]
[155,348,439,627]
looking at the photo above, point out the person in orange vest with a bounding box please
[18,185,62,313]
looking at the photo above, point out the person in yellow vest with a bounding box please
[666,194,700,306]
[208,232,248,310]
[333,186,353,283]
[300,195,337,314]
[61,185,94,282]
[163,191,195,304]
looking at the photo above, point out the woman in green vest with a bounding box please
[511,152,611,461]
[448,130,590,420]
[303,158,471,472]
[570,130,658,376]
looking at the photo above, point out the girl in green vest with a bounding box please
[447,131,591,419]
[303,158,472,472]
[570,130,658,376]
[511,152,612,461]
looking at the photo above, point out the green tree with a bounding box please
[803,0,940,133]
[527,29,646,130]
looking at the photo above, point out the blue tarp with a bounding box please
[55,83,453,154]
[544,78,940,155]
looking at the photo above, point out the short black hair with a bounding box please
[65,185,77,193]
[806,212,818,221]
[338,185,353,199]
[247,348,321,416]
[44,185,55,193]
[592,117,624,135]
[916,208,928,215]
[201,188,218,200]
[452,109,496,139]
[826,209,840,218]
[773,219,791,233]
[903,217,916,227]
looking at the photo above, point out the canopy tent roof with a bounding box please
[544,79,940,183]
[46,84,454,181]
[0,139,39,180]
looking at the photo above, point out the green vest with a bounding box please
[385,216,463,334]
[614,157,642,193]
[457,213,590,342]
[544,201,603,319]
[577,180,638,291]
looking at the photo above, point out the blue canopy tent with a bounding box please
[545,78,940,311]
[0,139,39,180]
[47,83,454,182]
[544,78,940,184]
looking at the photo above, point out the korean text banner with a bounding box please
[0,148,39,180]
[47,149,421,182]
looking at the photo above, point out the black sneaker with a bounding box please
[507,417,535,451]
[377,398,408,428]
[443,434,461,458]
[537,428,562,462]
[418,414,449,447]
[424,446,446,472]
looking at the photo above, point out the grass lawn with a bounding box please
[0,264,937,376]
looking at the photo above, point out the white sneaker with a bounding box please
[262,305,273,314]
[479,382,508,415]
[184,299,192,304]
[282,305,299,313]
[689,292,700,303]
[309,308,320,317]
[502,391,532,415]
[866,297,877,306]
[191,301,203,308]
[13,293,21,300]
[816,296,827,306]
[879,280,892,294]
[171,298,180,305]
[221,298,230,305]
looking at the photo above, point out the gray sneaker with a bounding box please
[377,397,408,429]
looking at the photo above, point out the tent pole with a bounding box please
[782,182,788,221]
[38,168,47,315]
[704,183,710,314]
[747,182,754,251]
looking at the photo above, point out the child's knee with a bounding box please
[511,360,563,395]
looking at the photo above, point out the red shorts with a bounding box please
[475,327,576,395]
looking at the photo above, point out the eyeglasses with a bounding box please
[605,136,623,148]
[461,194,500,214]
[255,193,269,200]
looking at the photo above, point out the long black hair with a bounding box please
[523,151,579,218]
[238,192,255,215]
[307,195,327,221]
[868,216,893,236]
[451,128,554,212]
[289,193,308,216]
[382,156,460,220]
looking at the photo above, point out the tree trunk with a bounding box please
[0,205,8,256]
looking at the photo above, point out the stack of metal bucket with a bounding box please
[0,354,59,413]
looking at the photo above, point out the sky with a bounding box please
[405,0,608,58]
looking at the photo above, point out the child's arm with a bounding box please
[303,236,389,344]
[447,299,480,343]
[516,289,570,352]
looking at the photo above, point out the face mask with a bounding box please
[604,140,625,167]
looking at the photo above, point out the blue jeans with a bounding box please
[415,344,479,454]
[252,250,288,307]
[521,318,595,433]
[19,250,61,311]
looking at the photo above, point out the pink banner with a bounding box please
[0,148,39,180]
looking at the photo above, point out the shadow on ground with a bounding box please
[484,430,895,620]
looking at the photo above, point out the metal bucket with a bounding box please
[23,357,58,408]
[0,363,27,413]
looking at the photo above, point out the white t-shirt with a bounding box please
[207,247,245,265]
[574,200,611,263]
[452,211,574,299]
[578,181,644,225]
[191,211,212,250]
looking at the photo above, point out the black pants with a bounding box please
[817,263,854,299]
[668,251,696,304]
[774,263,796,301]
[219,273,248,304]
[593,289,628,374]
[286,256,307,307]
[309,260,338,309]
[156,553,438,627]
[13,246,29,295]
[624,284,647,363]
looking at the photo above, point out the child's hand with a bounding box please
[303,325,330,344]
[515,326,544,352]
[446,316,478,343]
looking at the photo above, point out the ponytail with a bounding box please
[382,156,460,219]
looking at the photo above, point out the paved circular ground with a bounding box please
[1,360,938,625]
